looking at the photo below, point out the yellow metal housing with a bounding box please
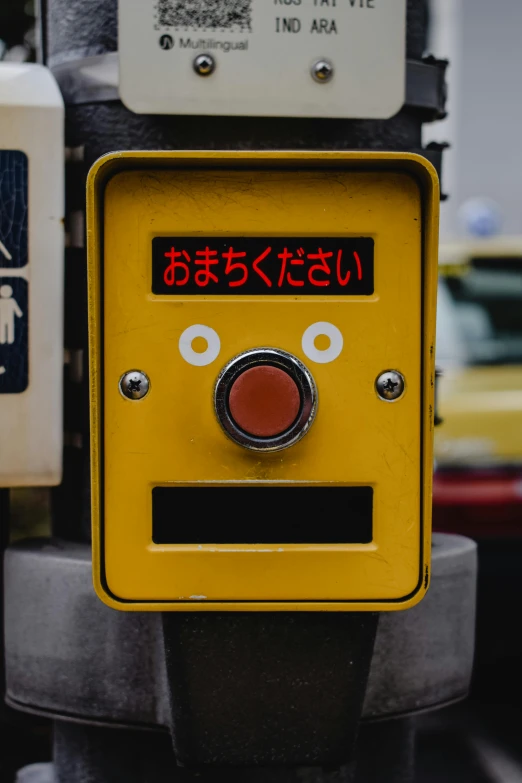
[87,151,439,611]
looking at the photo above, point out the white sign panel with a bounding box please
[119,0,406,118]
[0,65,64,486]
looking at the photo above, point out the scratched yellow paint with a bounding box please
[87,151,439,611]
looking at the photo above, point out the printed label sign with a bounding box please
[119,0,406,118]
[0,151,29,394]
[152,237,374,295]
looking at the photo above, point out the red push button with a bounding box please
[228,365,301,438]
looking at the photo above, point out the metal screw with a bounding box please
[312,59,334,83]
[375,370,405,402]
[119,370,150,400]
[193,54,215,76]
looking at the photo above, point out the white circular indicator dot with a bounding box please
[179,325,221,367]
[302,322,343,364]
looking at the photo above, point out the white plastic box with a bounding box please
[0,64,64,486]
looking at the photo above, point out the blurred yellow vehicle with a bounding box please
[434,238,522,537]
[433,239,522,679]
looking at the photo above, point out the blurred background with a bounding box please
[426,0,522,683]
[0,0,35,63]
[427,3,522,779]
[1,0,522,780]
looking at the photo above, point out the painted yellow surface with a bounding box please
[87,151,439,611]
[435,365,522,466]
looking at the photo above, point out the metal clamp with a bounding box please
[51,53,448,120]
[405,56,448,120]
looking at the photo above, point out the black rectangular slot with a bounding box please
[152,487,373,544]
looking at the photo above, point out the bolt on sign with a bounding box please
[0,65,63,487]
[87,151,439,611]
[118,0,406,118]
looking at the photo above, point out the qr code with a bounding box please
[156,0,252,31]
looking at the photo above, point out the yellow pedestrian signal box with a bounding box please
[87,151,439,612]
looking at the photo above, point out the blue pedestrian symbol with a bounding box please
[0,150,29,393]
[0,284,23,345]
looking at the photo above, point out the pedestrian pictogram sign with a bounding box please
[0,64,63,487]
[0,151,29,393]
[0,278,27,393]
[88,150,439,611]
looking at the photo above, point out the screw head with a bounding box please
[375,371,405,402]
[193,54,215,76]
[119,370,150,401]
[312,59,334,83]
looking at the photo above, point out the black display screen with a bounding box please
[152,487,373,544]
[152,237,374,295]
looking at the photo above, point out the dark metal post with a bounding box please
[354,719,416,783]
